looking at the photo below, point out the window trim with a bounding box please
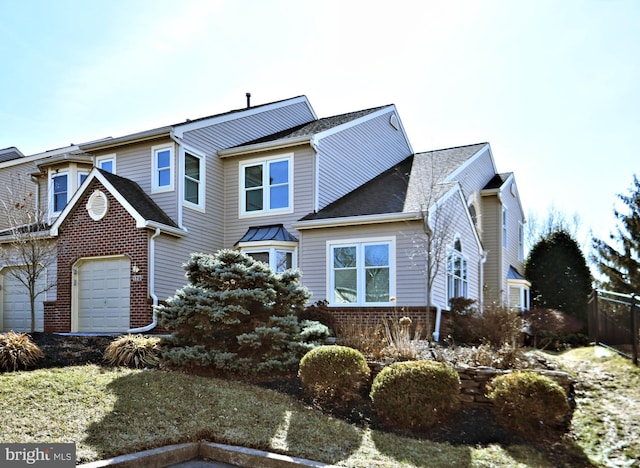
[242,245,297,273]
[326,237,396,307]
[182,148,206,211]
[152,144,175,193]
[446,237,469,303]
[502,206,508,249]
[96,154,116,174]
[239,154,294,217]
[50,171,70,215]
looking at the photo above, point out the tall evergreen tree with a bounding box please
[525,230,593,327]
[592,175,640,295]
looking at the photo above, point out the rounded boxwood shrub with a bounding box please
[487,371,570,433]
[298,345,370,402]
[370,360,461,431]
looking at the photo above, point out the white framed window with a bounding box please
[152,144,174,193]
[328,238,395,306]
[78,171,89,187]
[96,154,116,173]
[240,154,292,216]
[447,238,468,302]
[51,172,69,214]
[518,222,524,262]
[245,248,295,273]
[502,207,508,249]
[183,151,205,209]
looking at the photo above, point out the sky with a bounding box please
[1,0,638,255]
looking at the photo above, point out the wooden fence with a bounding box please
[587,289,639,365]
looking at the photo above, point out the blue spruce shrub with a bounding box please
[158,250,328,376]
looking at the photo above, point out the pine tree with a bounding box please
[525,230,592,327]
[158,250,327,376]
[592,175,640,295]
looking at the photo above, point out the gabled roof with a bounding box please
[98,170,179,229]
[300,143,488,222]
[238,106,389,146]
[50,168,183,237]
[79,96,315,152]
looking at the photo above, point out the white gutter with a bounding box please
[170,131,186,230]
[217,135,312,158]
[128,227,161,334]
[293,211,422,230]
[479,250,488,312]
[30,174,40,221]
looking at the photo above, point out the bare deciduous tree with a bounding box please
[0,177,56,333]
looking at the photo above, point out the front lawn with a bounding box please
[0,364,582,467]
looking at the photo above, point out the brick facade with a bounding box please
[44,179,151,332]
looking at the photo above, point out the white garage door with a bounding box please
[1,269,45,332]
[78,257,130,333]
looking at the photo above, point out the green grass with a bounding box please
[0,365,576,467]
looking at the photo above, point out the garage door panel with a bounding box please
[78,257,130,333]
[2,269,45,332]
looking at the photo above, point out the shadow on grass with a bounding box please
[84,369,362,465]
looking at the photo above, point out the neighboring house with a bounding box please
[0,95,529,338]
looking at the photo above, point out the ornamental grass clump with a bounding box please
[103,334,162,368]
[298,345,370,403]
[0,332,44,371]
[370,360,460,431]
[487,371,570,434]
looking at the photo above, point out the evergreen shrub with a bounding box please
[103,334,162,368]
[487,371,570,434]
[298,345,370,402]
[0,332,44,371]
[158,250,328,376]
[370,360,460,431]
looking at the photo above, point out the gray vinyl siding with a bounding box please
[501,179,526,278]
[153,235,188,301]
[298,202,482,309]
[223,146,316,247]
[452,147,497,201]
[317,110,412,210]
[0,160,39,230]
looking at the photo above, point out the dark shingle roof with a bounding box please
[235,224,298,245]
[483,172,512,190]
[300,143,488,221]
[237,106,389,147]
[98,169,179,228]
[301,156,413,220]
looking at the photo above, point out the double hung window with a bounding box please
[184,152,204,207]
[329,239,394,305]
[447,239,468,301]
[152,145,174,192]
[52,173,68,213]
[241,156,291,215]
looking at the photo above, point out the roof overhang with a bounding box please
[218,135,312,158]
[79,127,173,152]
[293,211,422,230]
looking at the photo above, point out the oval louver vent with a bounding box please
[86,190,108,221]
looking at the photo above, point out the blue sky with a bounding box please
[1,0,638,253]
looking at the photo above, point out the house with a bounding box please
[0,95,529,338]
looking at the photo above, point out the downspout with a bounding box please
[170,131,186,230]
[432,303,442,342]
[479,250,488,313]
[128,228,161,333]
